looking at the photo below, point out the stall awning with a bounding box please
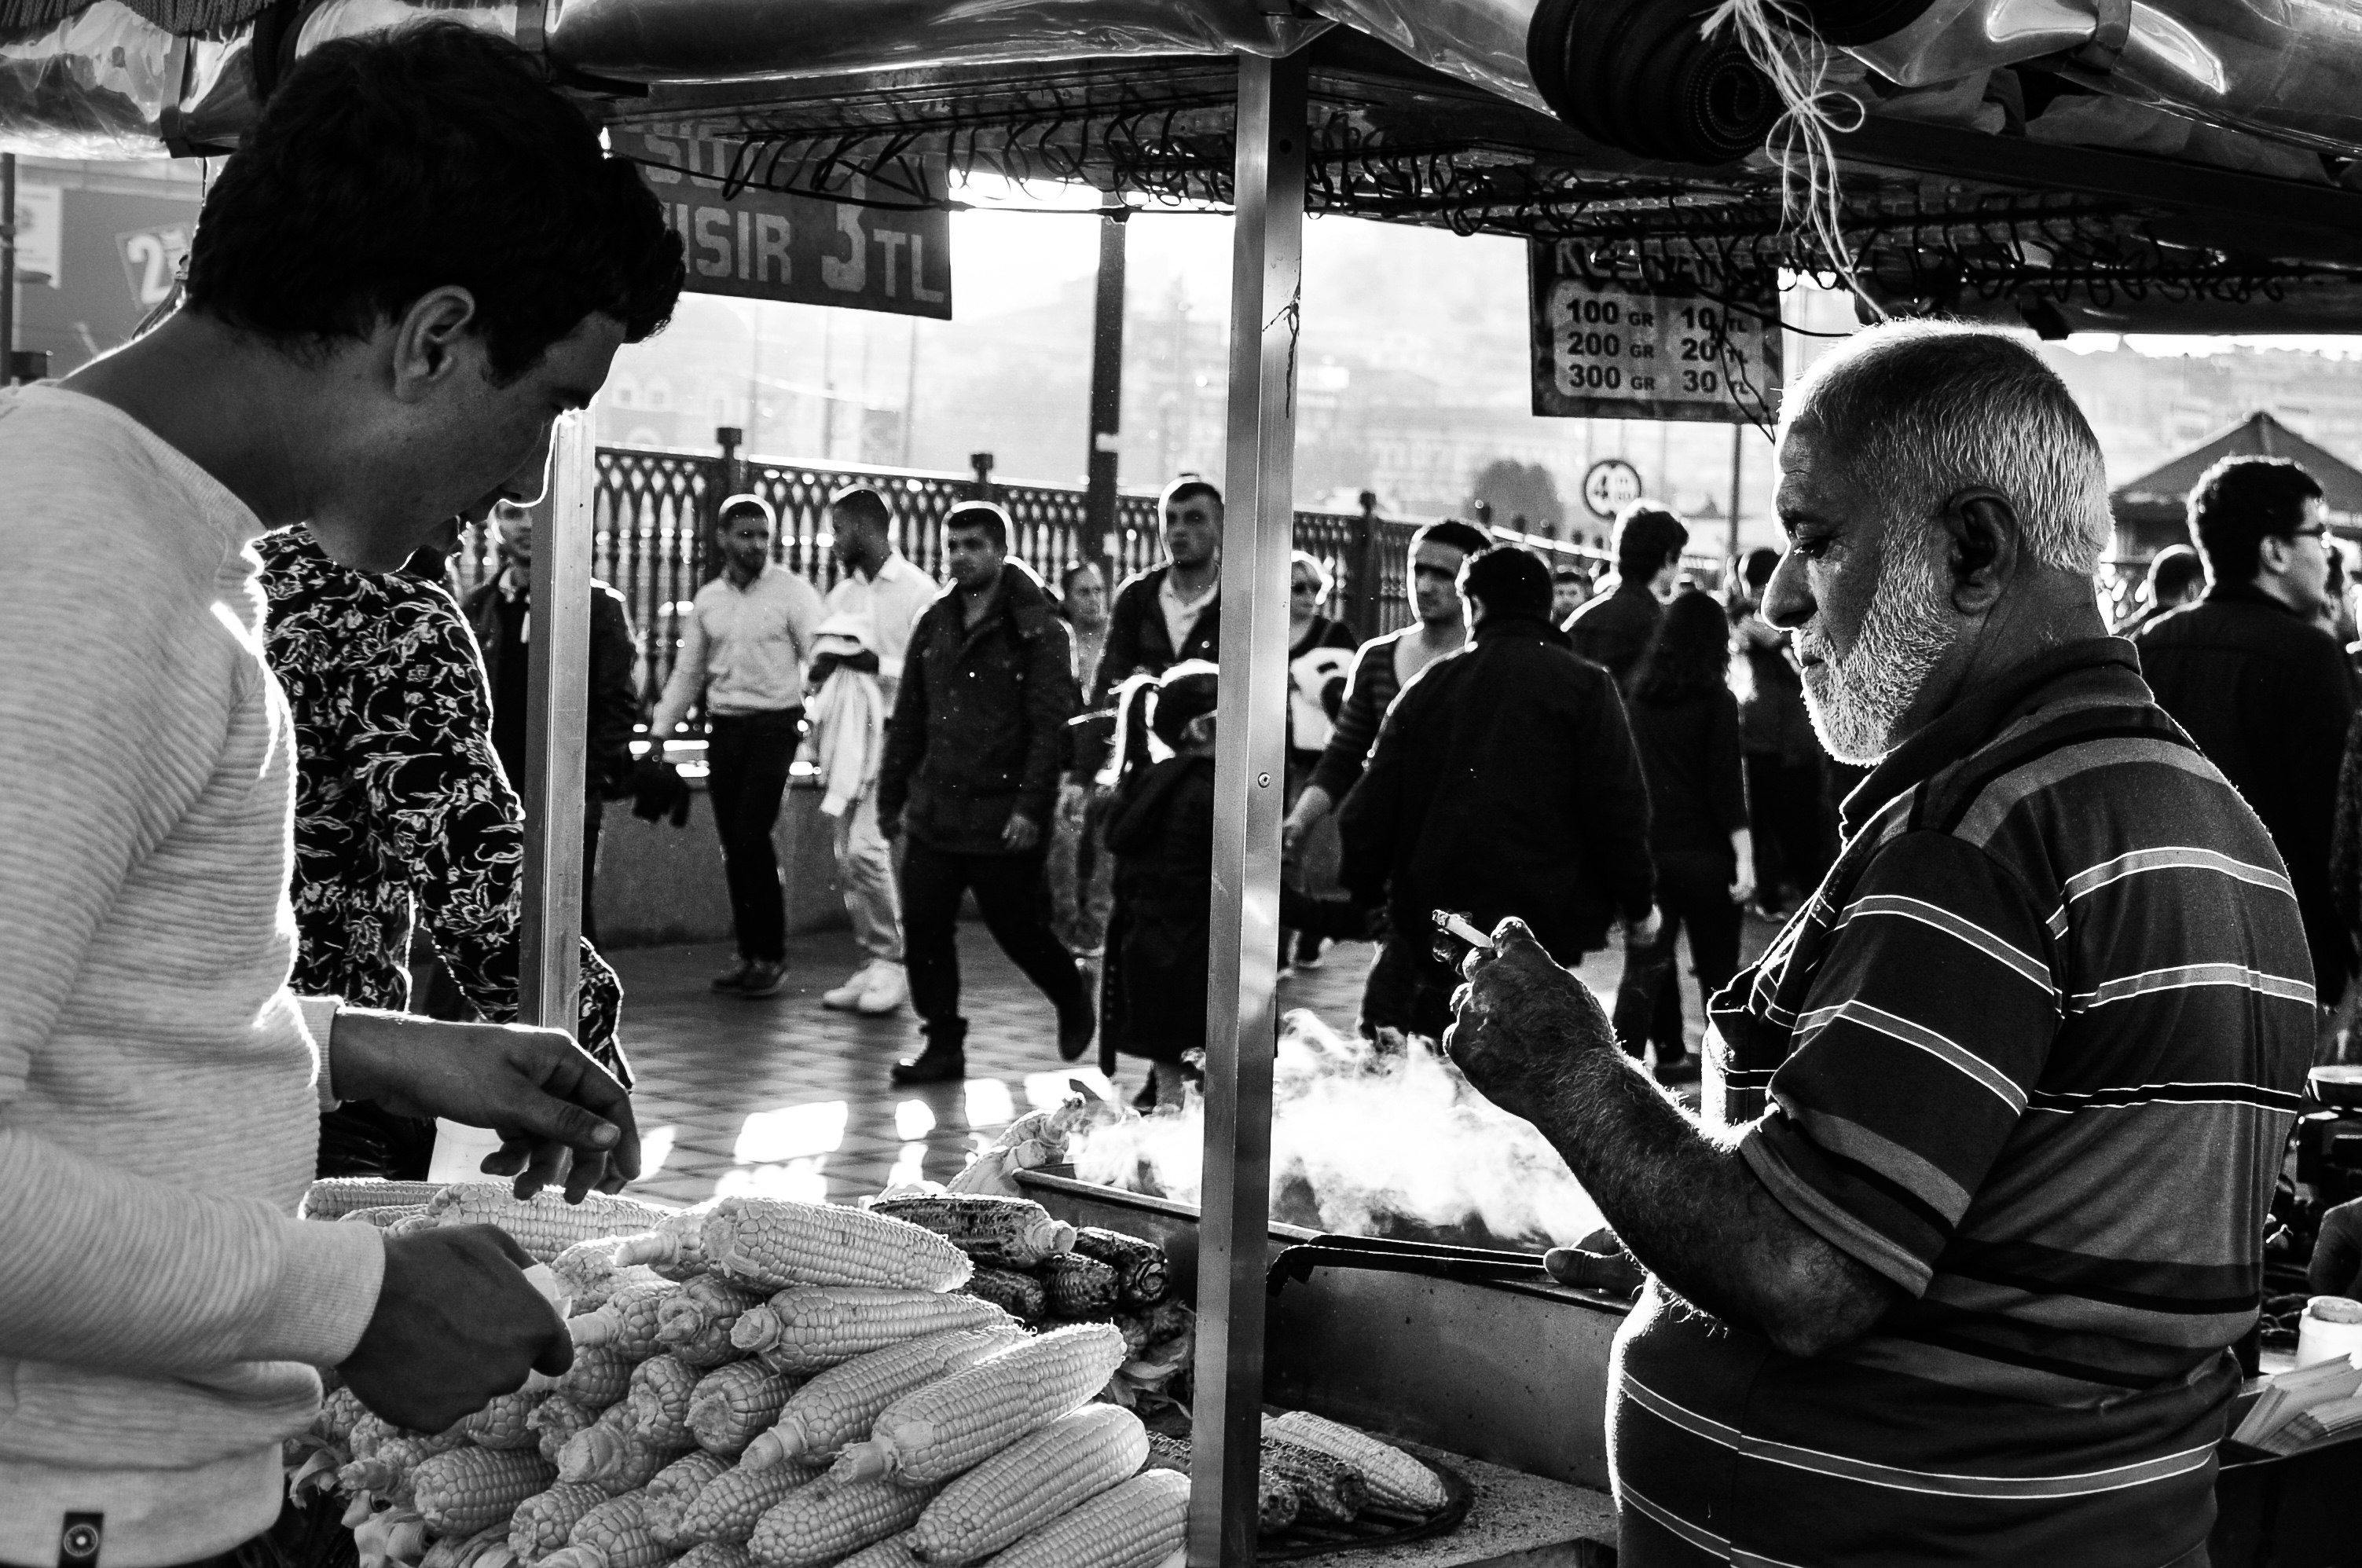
[2111,412,2362,551]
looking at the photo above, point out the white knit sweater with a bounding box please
[0,387,386,1566]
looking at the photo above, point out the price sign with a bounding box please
[1529,242,1780,423]
[116,223,190,310]
[1583,459,1644,518]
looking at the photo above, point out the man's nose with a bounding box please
[1762,548,1813,629]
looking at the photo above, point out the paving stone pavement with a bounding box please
[610,916,1771,1208]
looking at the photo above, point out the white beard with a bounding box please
[1799,534,1956,766]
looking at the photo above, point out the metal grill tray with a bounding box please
[1256,1455,1475,1561]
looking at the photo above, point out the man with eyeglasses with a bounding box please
[2139,455,2358,1002]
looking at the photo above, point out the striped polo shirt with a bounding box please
[1613,638,2311,1567]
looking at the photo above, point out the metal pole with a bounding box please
[1728,421,1744,566]
[1190,48,1304,1568]
[519,414,595,1031]
[1083,202,1129,584]
[2,153,16,387]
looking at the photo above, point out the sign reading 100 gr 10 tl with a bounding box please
[1528,242,1780,423]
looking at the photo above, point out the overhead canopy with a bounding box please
[2111,412,2362,549]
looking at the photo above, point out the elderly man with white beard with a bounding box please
[1447,322,2310,1568]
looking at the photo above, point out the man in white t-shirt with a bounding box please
[0,24,682,1566]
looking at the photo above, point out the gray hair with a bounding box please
[1779,321,2111,576]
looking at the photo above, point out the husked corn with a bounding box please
[610,1203,725,1280]
[411,1446,557,1535]
[429,1182,678,1263]
[625,1354,701,1448]
[687,1361,797,1457]
[302,1177,446,1220]
[743,1325,1021,1470]
[559,1403,684,1495]
[541,1490,666,1568]
[339,1426,469,1501]
[732,1287,1011,1375]
[702,1200,972,1293]
[509,1481,607,1563]
[460,1389,545,1451]
[909,1405,1150,1564]
[989,1467,1190,1568]
[347,1412,395,1461]
[834,1323,1127,1486]
[313,1385,366,1447]
[531,1396,596,1466]
[658,1276,771,1368]
[836,1541,922,1568]
[1263,1410,1447,1513]
[553,1345,633,1411]
[339,1203,431,1228]
[744,1474,935,1568]
[1069,1229,1171,1306]
[571,1283,682,1360]
[1037,1255,1120,1320]
[552,1236,669,1313]
[867,1195,1076,1269]
[959,1266,1047,1321]
[677,1459,822,1546]
[642,1450,731,1548]
[675,1545,757,1568]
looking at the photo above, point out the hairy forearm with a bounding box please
[1528,1048,1896,1355]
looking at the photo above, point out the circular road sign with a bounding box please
[1583,458,1644,519]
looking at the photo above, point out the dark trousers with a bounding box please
[1614,850,1743,1057]
[900,833,1085,1031]
[1746,752,1833,907]
[1359,936,1462,1046]
[581,793,605,948]
[706,711,800,963]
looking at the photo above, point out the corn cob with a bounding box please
[412,1447,559,1536]
[1141,1433,1297,1537]
[838,1542,922,1568]
[428,1182,679,1264]
[641,1450,732,1548]
[340,1427,471,1501]
[509,1482,608,1563]
[541,1491,666,1568]
[834,1323,1128,1486]
[606,1203,728,1280]
[554,1346,634,1411]
[570,1283,682,1361]
[531,1397,596,1467]
[743,1325,1023,1470]
[908,1405,1150,1564]
[1069,1229,1171,1306]
[702,1200,973,1293]
[1263,1411,1447,1513]
[303,1177,447,1220]
[559,1404,686,1496]
[461,1390,546,1452]
[314,1385,368,1447]
[340,1203,433,1228]
[677,1460,823,1546]
[348,1412,397,1461]
[626,1354,701,1447]
[658,1277,772,1368]
[745,1474,936,1568]
[687,1361,797,1457]
[732,1287,1012,1375]
[387,1212,443,1238]
[1038,1255,1120,1320]
[552,1236,670,1314]
[677,1545,757,1568]
[960,1266,1047,1321]
[988,1468,1190,1568]
[867,1195,1077,1269]
[1259,1438,1366,1524]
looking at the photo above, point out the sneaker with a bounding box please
[821,962,878,1011]
[738,960,787,998]
[855,961,908,1016]
[710,957,753,992]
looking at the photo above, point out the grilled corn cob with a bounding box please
[677,1460,822,1546]
[570,1283,681,1360]
[743,1324,1023,1470]
[909,1405,1150,1565]
[314,1385,367,1447]
[702,1201,973,1294]
[868,1195,1076,1269]
[531,1397,596,1466]
[641,1450,732,1548]
[625,1354,701,1448]
[1140,1432,1297,1536]
[1038,1255,1120,1320]
[732,1287,1012,1375]
[553,1346,633,1411]
[834,1323,1127,1486]
[658,1277,772,1368]
[412,1447,558,1536]
[1259,1438,1366,1525]
[428,1182,678,1263]
[460,1390,546,1452]
[960,1266,1047,1321]
[303,1177,446,1220]
[687,1361,797,1457]
[988,1467,1190,1568]
[1069,1229,1171,1306]
[676,1545,757,1568]
[745,1474,935,1568]
[559,1404,685,1495]
[340,1203,432,1228]
[541,1491,666,1568]
[1263,1411,1447,1513]
[508,1482,608,1563]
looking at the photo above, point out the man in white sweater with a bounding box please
[0,24,683,1566]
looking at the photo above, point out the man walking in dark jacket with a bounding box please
[1091,476,1224,707]
[1340,545,1656,1042]
[878,501,1094,1083]
[2137,456,2358,1001]
[1568,502,1689,687]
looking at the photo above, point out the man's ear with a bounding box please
[1942,489,2020,617]
[389,287,482,404]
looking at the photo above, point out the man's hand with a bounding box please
[1002,815,1043,852]
[1282,786,1334,859]
[330,1010,639,1201]
[339,1225,570,1432]
[1446,918,1618,1123]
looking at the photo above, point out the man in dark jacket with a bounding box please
[2137,456,2358,1000]
[1090,476,1223,708]
[878,500,1094,1083]
[1568,502,1689,687]
[464,501,642,945]
[1340,545,1657,1042]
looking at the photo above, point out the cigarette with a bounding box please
[1433,911,1495,952]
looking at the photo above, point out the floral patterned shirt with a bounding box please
[257,529,627,1083]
